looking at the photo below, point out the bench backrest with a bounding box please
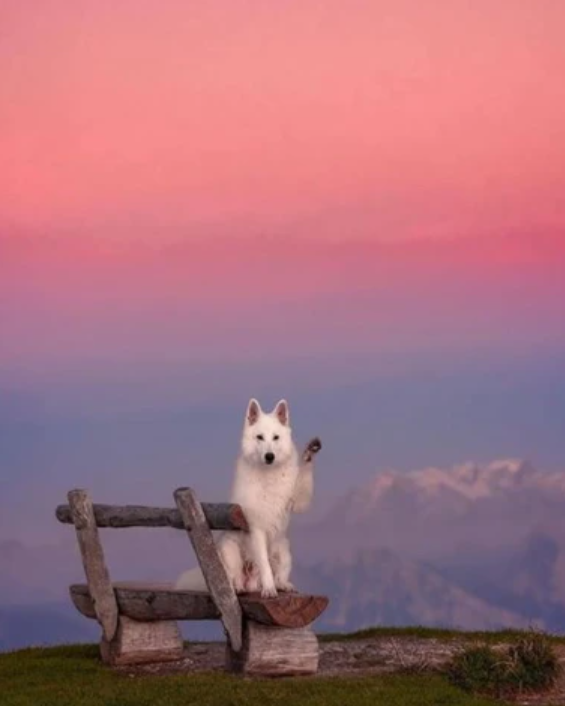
[56,487,245,651]
[55,500,248,531]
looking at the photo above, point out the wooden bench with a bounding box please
[55,487,329,675]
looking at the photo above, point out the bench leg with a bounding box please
[226,621,319,676]
[100,617,183,666]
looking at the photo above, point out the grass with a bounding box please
[320,625,565,645]
[0,642,512,706]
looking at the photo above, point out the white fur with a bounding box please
[176,398,315,597]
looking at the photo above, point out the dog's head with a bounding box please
[240,398,294,468]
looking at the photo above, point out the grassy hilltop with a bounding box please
[2,628,564,706]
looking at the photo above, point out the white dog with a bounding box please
[176,398,320,597]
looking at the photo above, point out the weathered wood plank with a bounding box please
[174,487,243,652]
[69,583,328,627]
[239,592,328,628]
[226,622,319,676]
[100,616,183,666]
[56,502,248,531]
[68,489,119,642]
[71,583,220,621]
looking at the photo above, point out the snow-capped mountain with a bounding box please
[355,458,559,508]
[287,458,565,634]
[293,459,565,563]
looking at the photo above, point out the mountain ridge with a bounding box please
[2,457,565,649]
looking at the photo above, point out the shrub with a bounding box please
[505,632,561,693]
[447,631,561,699]
[447,645,504,696]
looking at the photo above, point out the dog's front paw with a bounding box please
[275,580,296,593]
[260,584,278,598]
[303,437,322,462]
[233,578,246,594]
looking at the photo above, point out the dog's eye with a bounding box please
[256,434,264,441]
[273,435,280,441]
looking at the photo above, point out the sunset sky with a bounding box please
[1,1,565,543]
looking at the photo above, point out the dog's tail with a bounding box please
[174,566,209,592]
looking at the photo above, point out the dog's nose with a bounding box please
[265,452,275,465]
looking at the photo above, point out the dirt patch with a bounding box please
[115,638,565,704]
[114,636,474,678]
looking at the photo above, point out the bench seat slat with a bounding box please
[70,583,328,628]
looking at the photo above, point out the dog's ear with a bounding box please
[246,398,262,426]
[274,399,289,426]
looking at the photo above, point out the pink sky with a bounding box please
[2,3,565,539]
[2,232,564,395]
[2,1,565,402]
[2,0,565,242]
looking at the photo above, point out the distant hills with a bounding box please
[293,458,565,633]
[295,547,528,633]
[0,603,98,651]
[2,458,565,649]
